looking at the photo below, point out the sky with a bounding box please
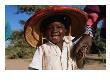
[5,5,32,31]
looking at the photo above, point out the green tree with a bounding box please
[91,28,106,54]
[6,30,36,59]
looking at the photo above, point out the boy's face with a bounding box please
[46,21,66,44]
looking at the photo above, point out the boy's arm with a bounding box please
[29,47,43,70]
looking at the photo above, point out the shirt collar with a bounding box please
[63,36,75,43]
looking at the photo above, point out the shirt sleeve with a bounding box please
[29,46,43,70]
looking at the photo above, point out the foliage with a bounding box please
[16,5,50,15]
[5,31,36,59]
[91,28,106,54]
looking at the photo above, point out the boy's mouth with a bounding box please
[51,32,60,36]
[48,31,64,43]
[51,32,60,39]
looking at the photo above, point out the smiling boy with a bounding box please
[24,6,88,70]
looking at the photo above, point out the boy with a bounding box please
[24,6,88,70]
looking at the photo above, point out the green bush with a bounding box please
[91,29,106,54]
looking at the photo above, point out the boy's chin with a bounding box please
[48,36,64,44]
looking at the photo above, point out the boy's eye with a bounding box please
[58,24,65,28]
[47,23,65,30]
[57,25,62,28]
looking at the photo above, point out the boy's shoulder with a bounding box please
[35,43,49,52]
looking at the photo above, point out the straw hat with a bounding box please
[24,6,88,48]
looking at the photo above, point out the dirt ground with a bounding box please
[5,54,106,70]
[5,59,32,70]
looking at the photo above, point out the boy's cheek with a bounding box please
[60,29,66,35]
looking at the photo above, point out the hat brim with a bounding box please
[24,6,88,48]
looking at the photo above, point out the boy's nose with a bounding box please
[53,26,58,31]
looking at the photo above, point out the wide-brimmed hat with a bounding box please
[24,6,88,48]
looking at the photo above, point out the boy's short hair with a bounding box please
[40,14,71,34]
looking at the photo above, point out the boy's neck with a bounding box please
[55,40,64,51]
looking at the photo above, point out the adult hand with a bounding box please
[72,34,92,68]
